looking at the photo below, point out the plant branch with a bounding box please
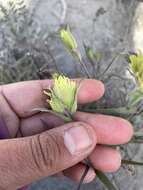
[79,58,91,78]
[79,107,135,118]
[99,54,120,79]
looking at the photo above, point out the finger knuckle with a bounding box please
[30,133,63,174]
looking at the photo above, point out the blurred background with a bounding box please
[0,0,143,189]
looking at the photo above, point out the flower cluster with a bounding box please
[129,50,143,91]
[44,74,78,117]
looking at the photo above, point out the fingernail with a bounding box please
[64,124,92,155]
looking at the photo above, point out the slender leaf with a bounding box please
[82,160,117,190]
[133,132,143,138]
[128,90,143,108]
[80,107,135,118]
[122,159,143,166]
[129,140,143,144]
[95,170,117,190]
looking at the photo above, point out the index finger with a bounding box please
[1,79,104,117]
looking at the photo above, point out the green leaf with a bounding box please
[129,133,143,143]
[80,107,134,118]
[95,170,117,190]
[84,160,117,190]
[133,132,143,138]
[122,159,143,166]
[128,90,143,108]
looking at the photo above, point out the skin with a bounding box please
[0,79,133,190]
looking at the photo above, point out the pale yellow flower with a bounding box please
[129,50,143,91]
[44,74,78,116]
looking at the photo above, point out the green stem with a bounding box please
[99,53,120,79]
[122,159,143,166]
[82,61,91,78]
[32,108,72,122]
[95,170,117,190]
[79,59,91,78]
[133,132,143,137]
[79,107,135,118]
[80,159,117,190]
[129,140,143,144]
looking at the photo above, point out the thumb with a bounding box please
[0,122,96,190]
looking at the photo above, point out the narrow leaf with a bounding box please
[122,159,143,166]
[128,90,143,108]
[95,170,117,190]
[80,107,134,118]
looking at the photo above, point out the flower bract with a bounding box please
[44,74,78,116]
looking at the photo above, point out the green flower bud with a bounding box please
[60,26,82,62]
[84,45,102,64]
[60,27,78,51]
[95,51,102,63]
[85,46,95,63]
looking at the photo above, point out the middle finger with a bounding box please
[21,112,133,145]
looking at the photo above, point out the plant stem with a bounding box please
[122,159,143,166]
[79,107,135,118]
[79,59,91,78]
[129,140,143,144]
[95,170,117,190]
[77,165,90,190]
[134,132,143,137]
[99,53,120,79]
[82,61,91,78]
[85,159,117,190]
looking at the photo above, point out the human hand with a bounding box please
[0,79,133,190]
